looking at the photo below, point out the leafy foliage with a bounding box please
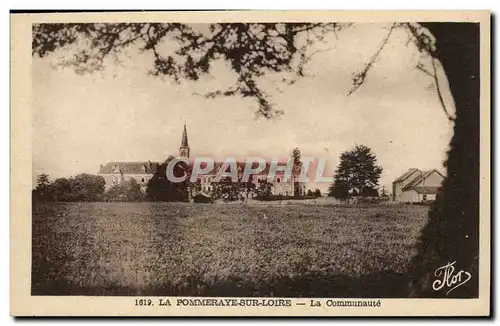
[33,174,52,201]
[36,173,50,187]
[72,173,107,201]
[291,147,305,197]
[32,22,455,121]
[33,23,342,118]
[211,176,242,202]
[330,145,382,199]
[33,173,106,202]
[291,147,301,174]
[104,178,144,202]
[211,174,257,202]
[146,156,190,202]
[256,179,273,200]
[328,181,349,200]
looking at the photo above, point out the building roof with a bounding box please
[99,159,297,177]
[402,169,445,190]
[192,191,212,202]
[393,168,421,183]
[98,161,159,174]
[413,186,441,194]
[193,191,211,198]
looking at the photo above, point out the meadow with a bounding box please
[32,202,429,297]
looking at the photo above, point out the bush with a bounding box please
[104,179,143,202]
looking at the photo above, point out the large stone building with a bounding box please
[392,168,445,203]
[181,124,306,199]
[97,161,159,193]
[98,124,306,198]
[193,161,305,200]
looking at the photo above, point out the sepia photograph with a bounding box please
[10,10,490,316]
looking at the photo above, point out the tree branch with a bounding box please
[416,62,435,78]
[431,57,455,122]
[347,24,396,95]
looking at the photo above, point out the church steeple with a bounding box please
[179,123,190,159]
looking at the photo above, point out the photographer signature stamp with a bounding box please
[432,261,472,296]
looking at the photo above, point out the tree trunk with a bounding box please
[409,23,480,297]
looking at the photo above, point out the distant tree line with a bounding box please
[34,145,382,204]
[32,173,143,202]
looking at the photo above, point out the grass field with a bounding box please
[32,202,429,297]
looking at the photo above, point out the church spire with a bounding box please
[179,123,190,159]
[181,123,189,147]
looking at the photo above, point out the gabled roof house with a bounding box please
[392,168,445,203]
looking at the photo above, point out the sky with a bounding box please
[32,23,455,193]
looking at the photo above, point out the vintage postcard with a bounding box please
[11,10,490,316]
